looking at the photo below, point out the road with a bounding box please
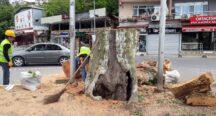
[0,56,216,84]
[0,65,62,85]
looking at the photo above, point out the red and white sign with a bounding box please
[190,16,216,25]
[15,9,33,30]
[182,26,216,32]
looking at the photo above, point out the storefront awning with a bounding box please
[182,26,216,32]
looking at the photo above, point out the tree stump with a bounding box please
[85,29,139,101]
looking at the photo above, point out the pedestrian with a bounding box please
[0,30,16,90]
[74,45,91,81]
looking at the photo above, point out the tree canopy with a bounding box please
[0,3,13,39]
[43,0,70,16]
[0,3,27,39]
[43,0,118,17]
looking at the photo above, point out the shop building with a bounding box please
[173,0,216,56]
[14,7,48,46]
[119,0,216,56]
[119,0,182,55]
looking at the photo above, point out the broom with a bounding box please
[43,56,89,104]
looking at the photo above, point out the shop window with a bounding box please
[182,33,197,43]
[138,35,146,52]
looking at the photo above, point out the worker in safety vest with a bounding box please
[74,45,91,81]
[0,30,15,89]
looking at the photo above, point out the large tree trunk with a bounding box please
[186,92,216,106]
[168,72,214,98]
[85,29,139,101]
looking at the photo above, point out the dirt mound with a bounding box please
[0,73,129,116]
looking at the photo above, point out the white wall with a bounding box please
[15,9,33,30]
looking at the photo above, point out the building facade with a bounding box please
[41,8,110,48]
[14,7,48,45]
[173,0,216,56]
[119,0,216,56]
[119,0,182,55]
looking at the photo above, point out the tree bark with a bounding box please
[186,92,216,106]
[85,29,139,101]
[168,72,214,98]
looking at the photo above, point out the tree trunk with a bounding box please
[168,72,214,98]
[85,29,139,101]
[186,92,216,106]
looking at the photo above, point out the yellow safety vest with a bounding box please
[0,39,12,63]
[78,46,91,56]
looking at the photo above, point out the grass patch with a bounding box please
[133,111,143,116]
[138,94,145,101]
[197,113,206,116]
[156,99,165,104]
[170,98,184,105]
[165,112,170,116]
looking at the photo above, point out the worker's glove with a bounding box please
[8,61,13,68]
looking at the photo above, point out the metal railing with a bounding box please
[182,43,203,51]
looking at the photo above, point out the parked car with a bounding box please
[12,43,70,66]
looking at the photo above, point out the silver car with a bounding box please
[12,43,70,66]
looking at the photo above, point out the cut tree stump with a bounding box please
[85,29,139,101]
[186,92,216,106]
[168,72,214,98]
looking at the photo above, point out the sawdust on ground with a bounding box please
[0,73,215,116]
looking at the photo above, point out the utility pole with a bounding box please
[69,0,76,78]
[93,0,96,44]
[158,0,167,90]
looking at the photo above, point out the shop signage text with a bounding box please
[190,16,216,25]
[182,26,216,32]
[148,28,180,34]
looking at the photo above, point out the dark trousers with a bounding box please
[0,62,10,85]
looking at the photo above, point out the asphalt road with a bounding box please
[0,65,62,85]
[1,56,216,85]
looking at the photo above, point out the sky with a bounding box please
[9,0,36,3]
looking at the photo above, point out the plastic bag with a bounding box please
[20,71,41,91]
[164,70,180,84]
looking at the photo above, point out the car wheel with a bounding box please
[59,56,68,65]
[12,56,24,67]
